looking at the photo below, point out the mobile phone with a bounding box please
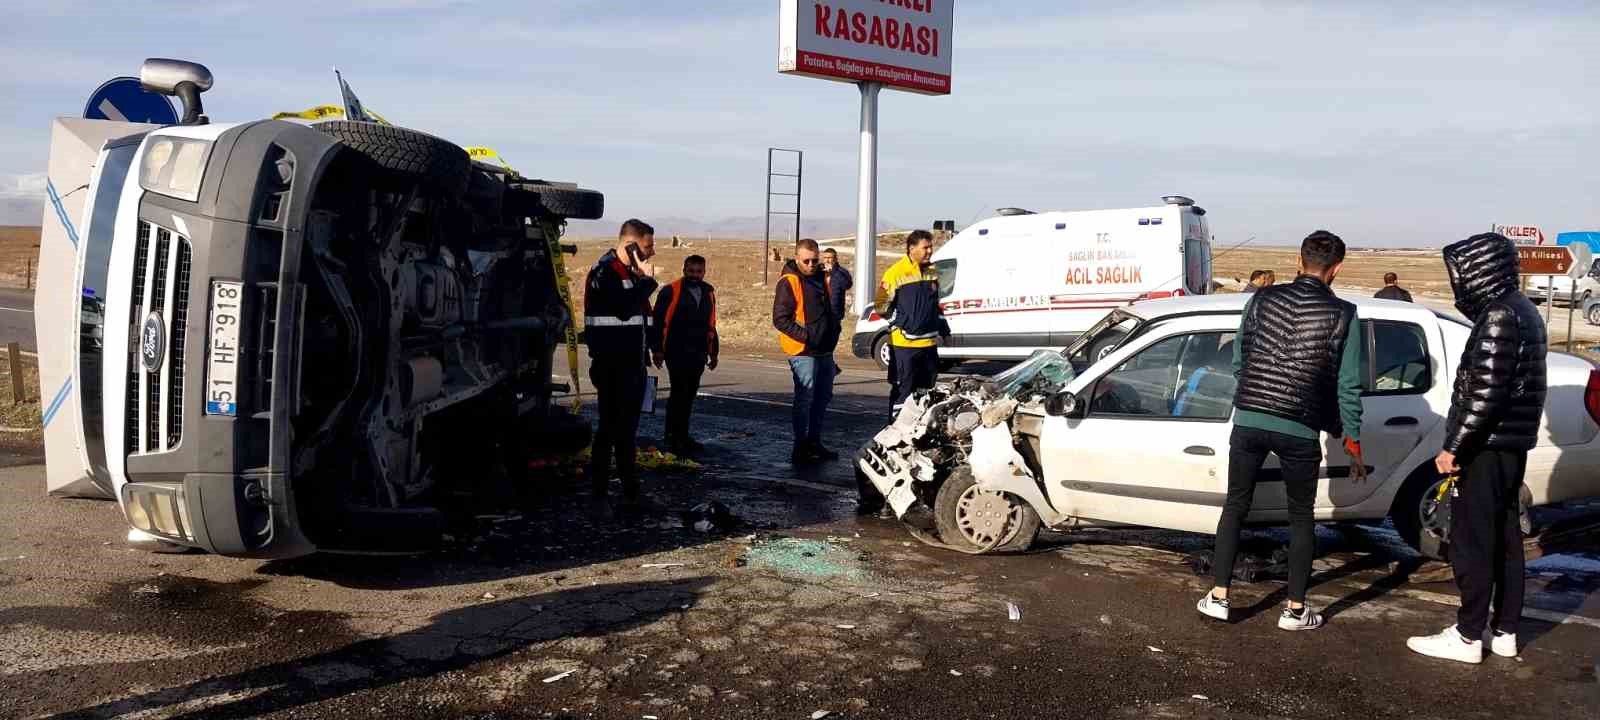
[625,242,643,264]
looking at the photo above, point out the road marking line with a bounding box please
[1,306,33,314]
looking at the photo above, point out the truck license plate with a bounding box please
[205,280,243,416]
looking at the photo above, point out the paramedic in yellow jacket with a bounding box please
[876,230,951,413]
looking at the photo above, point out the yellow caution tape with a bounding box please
[270,105,392,126]
[538,217,584,413]
[465,146,516,173]
[271,104,346,121]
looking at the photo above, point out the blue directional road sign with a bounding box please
[83,77,179,125]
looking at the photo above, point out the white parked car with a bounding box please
[857,293,1600,559]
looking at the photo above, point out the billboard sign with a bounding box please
[1493,224,1545,246]
[779,0,955,95]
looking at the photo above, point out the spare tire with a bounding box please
[315,121,470,198]
[509,183,605,220]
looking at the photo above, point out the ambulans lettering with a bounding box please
[814,3,942,58]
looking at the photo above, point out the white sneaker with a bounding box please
[1488,630,1518,658]
[1277,606,1325,631]
[1196,592,1230,621]
[1407,626,1483,664]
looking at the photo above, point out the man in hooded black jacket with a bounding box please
[1407,232,1547,664]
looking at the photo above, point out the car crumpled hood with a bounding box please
[1443,232,1522,321]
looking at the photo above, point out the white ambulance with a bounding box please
[850,196,1214,369]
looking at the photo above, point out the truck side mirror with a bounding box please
[1044,391,1079,417]
[139,58,213,126]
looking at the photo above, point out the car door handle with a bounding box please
[1384,416,1419,427]
[1184,445,1215,456]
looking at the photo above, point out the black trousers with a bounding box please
[1451,449,1527,638]
[889,345,939,411]
[589,356,645,498]
[1212,426,1322,602]
[665,354,706,442]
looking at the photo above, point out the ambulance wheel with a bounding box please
[1088,330,1128,363]
[316,121,470,199]
[933,466,1039,554]
[873,334,892,371]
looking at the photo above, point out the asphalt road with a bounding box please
[0,287,34,353]
[3,352,1600,719]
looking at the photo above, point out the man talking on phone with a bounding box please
[584,219,659,515]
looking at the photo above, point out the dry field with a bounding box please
[0,226,42,289]
[1213,244,1456,298]
[565,235,900,355]
[0,349,43,460]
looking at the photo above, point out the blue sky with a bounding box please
[2,1,1595,245]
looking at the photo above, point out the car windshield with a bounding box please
[990,349,1077,400]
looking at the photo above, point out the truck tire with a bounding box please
[315,121,470,198]
[509,183,605,220]
[932,466,1040,553]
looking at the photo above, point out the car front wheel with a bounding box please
[932,466,1040,553]
[1587,303,1600,326]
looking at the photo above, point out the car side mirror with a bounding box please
[139,58,213,125]
[1044,391,1079,417]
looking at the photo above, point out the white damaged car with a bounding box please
[857,293,1600,559]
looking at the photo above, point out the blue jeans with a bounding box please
[788,354,835,446]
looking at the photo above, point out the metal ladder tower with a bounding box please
[763,148,803,286]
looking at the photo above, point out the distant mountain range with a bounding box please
[564,215,909,241]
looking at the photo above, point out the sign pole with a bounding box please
[853,81,881,321]
[1547,276,1555,327]
[1568,286,1577,351]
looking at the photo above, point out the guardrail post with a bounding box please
[6,342,23,405]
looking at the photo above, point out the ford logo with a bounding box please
[140,312,165,373]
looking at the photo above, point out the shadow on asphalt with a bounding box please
[47,578,710,720]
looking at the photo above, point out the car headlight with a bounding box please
[139,136,212,202]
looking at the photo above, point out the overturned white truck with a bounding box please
[39,59,597,558]
[859,293,1600,559]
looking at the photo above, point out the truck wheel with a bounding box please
[933,466,1040,553]
[1588,303,1600,326]
[1391,468,1450,561]
[873,333,892,371]
[315,121,470,198]
[509,182,606,220]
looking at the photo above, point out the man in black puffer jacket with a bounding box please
[1407,233,1547,665]
[1197,230,1366,632]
